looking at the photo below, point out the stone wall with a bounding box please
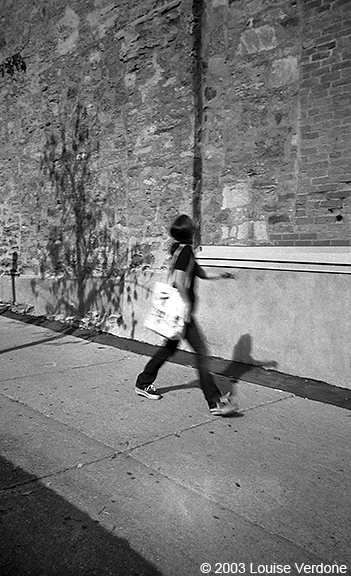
[201,0,351,246]
[0,0,350,321]
[0,0,194,285]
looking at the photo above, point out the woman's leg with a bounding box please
[184,317,221,409]
[136,338,179,394]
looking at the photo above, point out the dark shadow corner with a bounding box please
[0,456,162,576]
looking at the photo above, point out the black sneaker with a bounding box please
[135,384,162,400]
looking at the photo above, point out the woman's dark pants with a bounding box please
[136,317,221,409]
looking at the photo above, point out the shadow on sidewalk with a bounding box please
[0,333,74,355]
[2,309,351,410]
[0,456,162,576]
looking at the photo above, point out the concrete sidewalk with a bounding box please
[0,314,350,576]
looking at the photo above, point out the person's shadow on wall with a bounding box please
[225,333,278,375]
[217,333,278,400]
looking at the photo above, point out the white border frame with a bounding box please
[196,246,351,274]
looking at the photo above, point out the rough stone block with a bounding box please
[222,182,251,210]
[253,220,268,242]
[270,57,298,87]
[237,221,251,241]
[238,25,277,55]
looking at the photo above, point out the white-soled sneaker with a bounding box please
[135,384,162,400]
[210,393,242,417]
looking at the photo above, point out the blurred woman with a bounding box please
[135,214,240,417]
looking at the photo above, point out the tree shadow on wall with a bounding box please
[38,100,152,333]
[192,0,204,247]
[0,456,162,576]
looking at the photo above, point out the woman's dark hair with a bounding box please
[170,214,195,244]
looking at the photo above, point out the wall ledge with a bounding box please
[196,246,351,274]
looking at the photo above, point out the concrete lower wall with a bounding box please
[1,267,350,390]
[195,268,351,390]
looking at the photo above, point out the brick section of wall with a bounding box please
[0,0,194,277]
[201,0,351,246]
[297,0,351,246]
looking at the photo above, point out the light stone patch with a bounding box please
[238,25,277,55]
[270,57,299,87]
[237,221,251,240]
[222,181,251,209]
[221,225,237,240]
[88,50,102,64]
[125,72,137,89]
[56,7,80,56]
[254,220,268,241]
[221,225,230,240]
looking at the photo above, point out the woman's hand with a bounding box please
[220,271,235,279]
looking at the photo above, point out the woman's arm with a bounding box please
[196,265,235,280]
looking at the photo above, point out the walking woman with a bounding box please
[135,214,240,417]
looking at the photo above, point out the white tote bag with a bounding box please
[144,245,193,340]
[144,281,188,340]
